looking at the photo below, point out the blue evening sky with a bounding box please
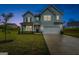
[0,4,79,26]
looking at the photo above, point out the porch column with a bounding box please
[32,24,34,33]
[22,25,23,34]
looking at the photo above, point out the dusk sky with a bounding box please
[0,4,79,26]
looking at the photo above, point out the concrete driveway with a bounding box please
[43,34,79,55]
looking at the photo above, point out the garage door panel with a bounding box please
[43,27,60,34]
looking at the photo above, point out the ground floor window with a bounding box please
[26,26,32,31]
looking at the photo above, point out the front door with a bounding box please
[34,25,40,32]
[36,28,39,32]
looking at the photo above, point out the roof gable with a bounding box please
[22,11,33,17]
[40,8,56,15]
[40,5,63,15]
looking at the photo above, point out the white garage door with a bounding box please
[43,27,61,34]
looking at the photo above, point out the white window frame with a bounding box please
[56,15,60,21]
[27,17,31,22]
[43,15,51,21]
[36,17,39,21]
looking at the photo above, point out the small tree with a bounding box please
[1,13,13,41]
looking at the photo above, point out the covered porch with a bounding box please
[20,22,41,34]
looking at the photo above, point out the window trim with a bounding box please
[43,15,51,21]
[25,17,32,22]
[27,17,31,22]
[36,17,39,21]
[56,15,60,21]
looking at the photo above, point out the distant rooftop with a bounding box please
[67,21,79,26]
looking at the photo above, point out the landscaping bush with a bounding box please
[60,30,64,35]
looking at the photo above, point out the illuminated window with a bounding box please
[56,15,59,21]
[36,17,39,21]
[26,26,32,31]
[43,15,51,21]
[27,17,31,22]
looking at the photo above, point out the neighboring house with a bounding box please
[20,5,63,34]
[67,21,79,28]
[0,23,18,30]
[6,23,18,29]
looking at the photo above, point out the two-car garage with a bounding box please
[41,25,62,34]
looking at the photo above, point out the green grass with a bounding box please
[0,31,49,55]
[64,28,79,30]
[64,32,79,38]
[64,28,79,38]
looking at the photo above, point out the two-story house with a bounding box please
[20,5,63,34]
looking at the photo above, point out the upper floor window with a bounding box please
[56,15,60,21]
[36,17,39,21]
[43,15,51,21]
[27,17,31,22]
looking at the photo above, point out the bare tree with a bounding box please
[1,13,13,41]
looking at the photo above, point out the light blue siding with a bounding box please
[40,9,56,26]
[33,17,41,24]
[23,13,34,22]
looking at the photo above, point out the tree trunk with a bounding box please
[22,25,23,34]
[4,20,7,41]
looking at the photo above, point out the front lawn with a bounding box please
[0,31,49,55]
[64,28,79,38]
[64,32,79,38]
